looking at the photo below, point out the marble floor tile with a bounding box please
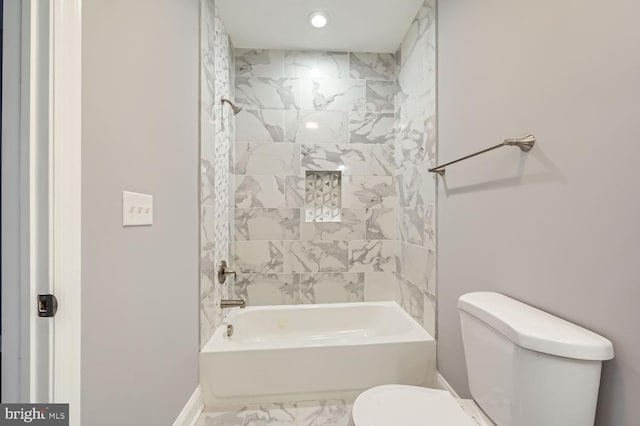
[196,400,352,426]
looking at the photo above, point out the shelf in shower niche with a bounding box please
[304,171,342,223]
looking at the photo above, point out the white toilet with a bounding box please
[352,292,614,426]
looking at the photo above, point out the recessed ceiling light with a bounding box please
[309,12,328,29]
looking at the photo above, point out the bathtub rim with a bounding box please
[201,301,434,353]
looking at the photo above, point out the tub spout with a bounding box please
[221,299,246,309]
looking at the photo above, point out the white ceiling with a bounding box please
[216,0,424,53]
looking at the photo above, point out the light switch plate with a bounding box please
[122,191,153,226]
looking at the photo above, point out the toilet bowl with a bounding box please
[351,384,493,426]
[351,292,614,426]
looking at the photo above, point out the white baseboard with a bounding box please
[436,372,460,398]
[173,386,204,426]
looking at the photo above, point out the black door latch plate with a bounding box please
[37,294,58,317]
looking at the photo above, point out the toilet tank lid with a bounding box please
[458,292,614,361]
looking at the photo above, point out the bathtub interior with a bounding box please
[225,302,418,344]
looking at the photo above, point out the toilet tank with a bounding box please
[458,292,613,426]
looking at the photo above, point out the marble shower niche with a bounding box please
[227,0,437,337]
[304,171,343,223]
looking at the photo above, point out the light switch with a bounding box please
[122,191,153,226]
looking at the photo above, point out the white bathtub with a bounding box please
[199,302,436,408]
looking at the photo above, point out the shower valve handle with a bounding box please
[217,260,236,284]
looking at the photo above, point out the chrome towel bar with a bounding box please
[428,134,535,176]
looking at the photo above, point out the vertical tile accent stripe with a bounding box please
[200,0,235,348]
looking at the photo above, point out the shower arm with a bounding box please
[221,98,242,115]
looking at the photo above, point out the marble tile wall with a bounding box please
[200,0,235,348]
[231,49,399,307]
[394,0,437,336]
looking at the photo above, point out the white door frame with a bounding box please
[2,0,82,423]
[1,0,51,403]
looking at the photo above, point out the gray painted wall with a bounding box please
[438,0,640,425]
[81,0,200,424]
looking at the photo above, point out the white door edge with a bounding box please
[50,0,82,424]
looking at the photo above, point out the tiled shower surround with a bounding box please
[200,0,235,347]
[394,0,437,335]
[231,49,396,310]
[228,0,436,335]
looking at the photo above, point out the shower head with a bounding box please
[221,98,242,115]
